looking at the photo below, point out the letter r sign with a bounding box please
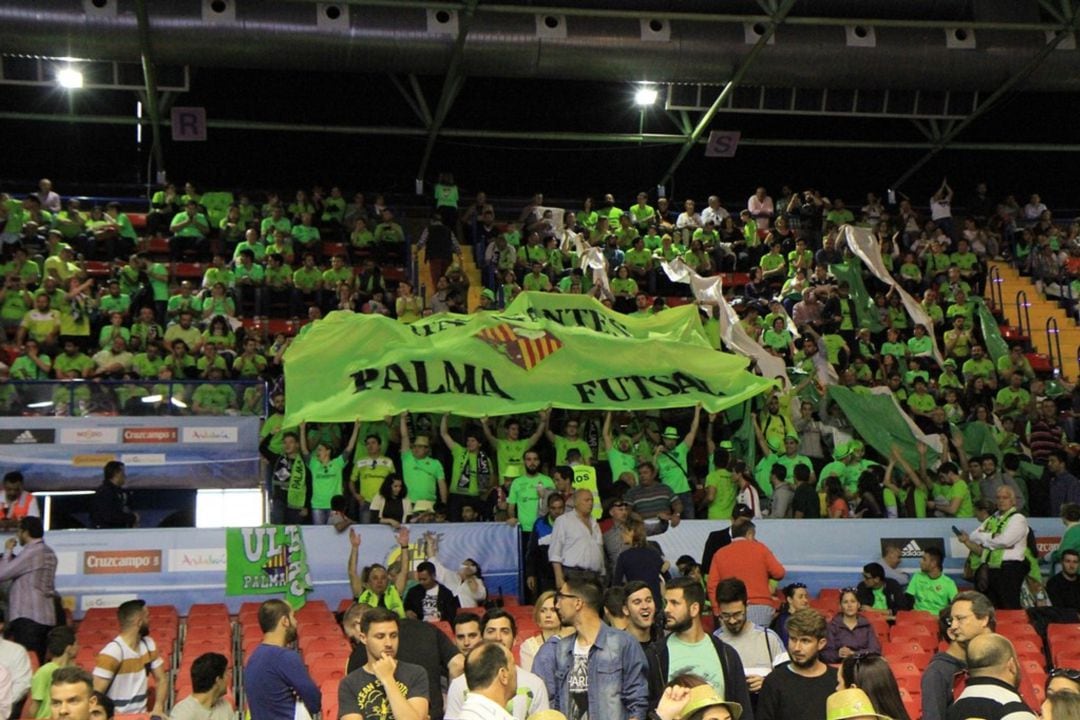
[171,107,207,142]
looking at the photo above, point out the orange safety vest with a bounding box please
[0,492,34,520]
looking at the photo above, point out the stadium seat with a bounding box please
[309,658,347,684]
[319,679,339,720]
[321,242,347,257]
[126,213,148,231]
[173,262,206,280]
[1048,625,1080,664]
[816,588,841,605]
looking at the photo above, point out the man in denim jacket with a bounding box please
[533,577,649,720]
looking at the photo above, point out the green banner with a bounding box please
[830,261,885,333]
[975,298,1009,365]
[827,387,941,469]
[226,526,312,609]
[284,293,775,424]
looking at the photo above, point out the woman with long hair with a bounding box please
[733,461,764,519]
[517,590,570,672]
[836,653,911,720]
[823,589,882,663]
[612,516,668,606]
[370,473,411,529]
[1044,687,1080,720]
[826,476,850,519]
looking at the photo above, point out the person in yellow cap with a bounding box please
[653,682,744,720]
[825,688,893,720]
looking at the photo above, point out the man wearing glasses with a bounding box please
[713,577,787,696]
[532,577,648,720]
[922,591,996,720]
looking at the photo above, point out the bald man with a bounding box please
[947,634,1036,720]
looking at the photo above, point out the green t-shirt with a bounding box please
[261,216,292,238]
[493,438,531,481]
[624,248,652,269]
[949,480,974,518]
[450,446,485,497]
[759,253,786,272]
[656,442,691,494]
[553,436,592,466]
[906,571,958,615]
[908,392,937,414]
[99,293,131,317]
[20,310,60,343]
[962,357,995,381]
[293,225,321,246]
[308,455,346,509]
[148,263,170,301]
[607,447,638,484]
[171,211,209,238]
[293,267,322,292]
[31,661,60,719]
[705,468,736,520]
[192,383,235,413]
[53,352,94,378]
[402,450,445,503]
[10,354,50,380]
[870,586,888,610]
[508,474,556,532]
[234,263,265,285]
[996,386,1031,414]
[131,352,165,379]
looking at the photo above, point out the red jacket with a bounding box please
[706,537,786,609]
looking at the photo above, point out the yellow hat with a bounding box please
[826,688,892,720]
[527,711,568,720]
[678,685,743,720]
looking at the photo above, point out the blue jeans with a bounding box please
[677,490,696,519]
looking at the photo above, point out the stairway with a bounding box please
[416,245,484,311]
[988,260,1080,378]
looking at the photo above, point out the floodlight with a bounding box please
[57,67,84,89]
[634,86,658,106]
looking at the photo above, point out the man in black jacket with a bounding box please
[653,576,754,720]
[404,561,460,623]
[258,431,311,525]
[856,562,909,615]
[89,461,136,529]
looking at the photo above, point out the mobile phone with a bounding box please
[951,525,963,537]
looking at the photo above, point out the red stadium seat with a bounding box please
[173,262,206,280]
[126,213,148,231]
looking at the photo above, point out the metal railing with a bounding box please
[988,264,1004,312]
[1,379,268,417]
[1015,289,1032,347]
[1046,316,1063,378]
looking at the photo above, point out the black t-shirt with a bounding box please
[757,662,836,720]
[1047,573,1080,611]
[338,660,428,719]
[792,484,821,519]
[346,619,459,720]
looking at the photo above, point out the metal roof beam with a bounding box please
[134,0,165,182]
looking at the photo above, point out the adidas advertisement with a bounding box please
[881,537,945,559]
[0,429,55,444]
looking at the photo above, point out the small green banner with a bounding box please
[225,526,312,609]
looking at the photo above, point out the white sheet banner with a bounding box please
[839,225,944,365]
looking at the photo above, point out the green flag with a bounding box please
[284,293,775,424]
[226,526,312,609]
[827,386,941,469]
[975,298,1009,365]
[830,260,885,333]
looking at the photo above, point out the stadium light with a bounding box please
[171,397,188,409]
[26,401,54,409]
[56,67,84,89]
[634,85,659,106]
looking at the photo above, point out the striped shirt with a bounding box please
[0,539,56,626]
[93,636,163,713]
[947,676,1036,720]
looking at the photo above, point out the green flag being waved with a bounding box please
[284,292,776,424]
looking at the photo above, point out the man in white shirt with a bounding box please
[700,196,730,228]
[446,610,548,720]
[713,577,788,696]
[675,199,703,245]
[548,489,604,588]
[0,610,32,716]
[457,641,518,720]
[748,187,774,230]
[957,486,1029,610]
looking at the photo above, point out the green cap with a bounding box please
[833,442,852,460]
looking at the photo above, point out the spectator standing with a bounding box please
[706,521,786,627]
[347,527,409,618]
[957,487,1030,609]
[1046,549,1080,611]
[947,634,1036,720]
[27,626,77,719]
[713,578,787,697]
[651,405,702,518]
[399,413,448,515]
[533,577,648,720]
[89,461,136,529]
[338,607,429,720]
[91,600,167,717]
[1048,451,1080,518]
[0,516,57,663]
[611,517,667,607]
[656,577,753,715]
[49,667,97,720]
[0,610,31,719]
[756,609,836,720]
[905,548,958,616]
[822,589,881,663]
[877,544,910,587]
[549,489,604,588]
[445,610,548,720]
[243,600,320,720]
[525,494,565,599]
[769,583,810,648]
[414,212,462,288]
[0,472,39,530]
[404,561,460,624]
[749,187,775,231]
[170,652,233,720]
[922,591,996,720]
[456,642,516,720]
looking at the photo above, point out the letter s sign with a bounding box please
[705,130,741,158]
